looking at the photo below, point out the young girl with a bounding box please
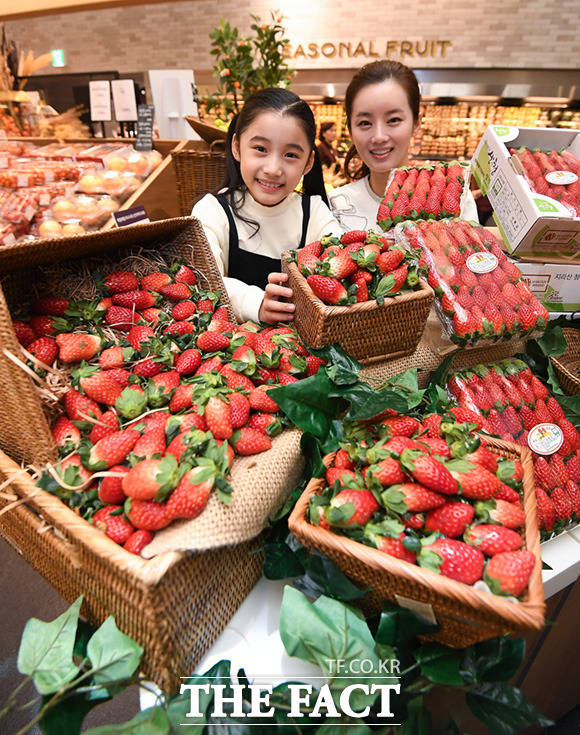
[329,60,478,232]
[192,88,342,324]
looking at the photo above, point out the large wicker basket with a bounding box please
[288,437,545,647]
[281,255,434,362]
[172,141,227,215]
[551,327,580,395]
[0,449,263,693]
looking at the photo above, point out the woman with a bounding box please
[317,121,340,171]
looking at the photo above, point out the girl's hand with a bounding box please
[258,272,295,324]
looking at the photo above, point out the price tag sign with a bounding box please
[528,423,564,456]
[113,205,150,227]
[111,79,138,121]
[466,252,498,274]
[88,80,112,122]
[545,170,578,185]
[136,105,155,151]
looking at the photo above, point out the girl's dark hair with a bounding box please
[343,60,421,181]
[219,88,328,234]
[319,121,336,142]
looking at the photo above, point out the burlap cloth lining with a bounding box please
[141,429,304,557]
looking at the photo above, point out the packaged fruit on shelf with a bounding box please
[395,218,549,347]
[377,161,471,230]
[446,358,580,539]
[50,194,119,227]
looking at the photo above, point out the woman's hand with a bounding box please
[258,272,295,324]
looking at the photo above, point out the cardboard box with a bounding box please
[471,125,580,259]
[514,258,580,312]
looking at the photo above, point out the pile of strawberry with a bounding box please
[288,230,419,306]
[377,162,467,231]
[13,264,327,555]
[308,409,536,598]
[398,218,549,346]
[447,358,580,537]
[509,146,580,216]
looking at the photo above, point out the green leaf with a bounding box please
[414,643,465,685]
[83,707,171,735]
[166,660,233,734]
[536,323,567,358]
[400,695,432,735]
[17,597,82,695]
[293,541,368,601]
[465,681,553,735]
[39,691,111,735]
[262,535,305,579]
[87,616,143,688]
[460,636,525,684]
[308,343,362,381]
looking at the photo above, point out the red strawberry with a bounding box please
[220,364,255,392]
[141,271,172,292]
[99,346,132,369]
[103,271,139,294]
[195,355,223,375]
[483,409,508,437]
[123,529,154,555]
[380,415,421,438]
[13,320,36,347]
[341,230,367,244]
[463,445,498,474]
[112,290,157,310]
[549,454,570,487]
[383,482,446,513]
[400,449,458,495]
[172,300,196,320]
[146,370,180,407]
[63,388,102,425]
[419,538,484,585]
[29,315,57,337]
[122,455,180,501]
[173,265,197,285]
[92,506,134,545]
[160,282,191,302]
[79,370,124,406]
[535,486,555,531]
[329,488,379,525]
[533,399,552,425]
[27,336,58,366]
[205,396,232,439]
[302,239,323,256]
[494,483,520,503]
[422,413,443,438]
[32,296,69,316]
[326,467,358,487]
[132,358,162,379]
[546,397,566,422]
[550,486,573,522]
[424,502,474,537]
[485,550,535,596]
[174,348,202,376]
[230,426,272,455]
[89,410,120,444]
[333,448,354,469]
[464,524,522,555]
[564,479,580,514]
[566,454,580,483]
[166,467,213,520]
[377,248,405,274]
[501,406,522,437]
[368,457,406,486]
[125,498,171,531]
[321,249,358,279]
[127,325,156,351]
[196,298,214,313]
[168,384,194,413]
[305,355,326,376]
[140,307,162,324]
[418,437,451,458]
[530,376,549,401]
[164,321,195,337]
[249,386,279,413]
[228,391,251,428]
[307,275,350,305]
[105,305,138,331]
[296,249,318,275]
[557,417,580,450]
[98,465,129,504]
[534,457,558,491]
[82,429,140,471]
[449,406,485,429]
[517,304,538,333]
[384,436,427,455]
[371,532,416,564]
[474,498,525,529]
[51,416,81,452]
[131,428,166,459]
[56,333,101,363]
[449,462,499,500]
[247,412,282,436]
[197,332,230,352]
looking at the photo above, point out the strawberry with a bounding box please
[549,454,570,487]
[449,462,499,500]
[166,467,213,520]
[112,290,157,310]
[51,416,81,452]
[230,426,272,455]
[196,298,214,313]
[400,449,458,495]
[328,488,379,525]
[383,482,446,513]
[484,409,508,437]
[174,348,202,376]
[321,249,358,279]
[164,321,195,337]
[341,230,367,244]
[333,448,354,469]
[122,455,180,501]
[296,249,318,275]
[146,370,180,408]
[99,345,133,369]
[105,305,139,331]
[103,271,139,294]
[29,315,57,337]
[463,445,498,474]
[378,263,408,296]
[63,388,102,425]
[517,304,538,333]
[557,417,580,450]
[56,333,101,362]
[305,355,326,376]
[220,365,255,392]
[78,370,124,406]
[307,275,350,305]
[98,465,129,504]
[173,265,197,285]
[13,320,36,347]
[535,486,555,531]
[494,483,520,504]
[82,429,140,471]
[197,332,230,352]
[533,457,558,492]
[501,406,522,437]
[132,358,163,379]
[422,413,443,438]
[424,501,474,537]
[546,397,566,422]
[92,505,134,545]
[533,399,552,425]
[485,550,535,596]
[384,436,427,455]
[377,248,405,274]
[131,428,166,460]
[141,271,172,292]
[247,412,282,437]
[205,396,232,439]
[326,467,358,487]
[371,532,416,564]
[563,479,580,514]
[550,486,573,522]
[172,300,196,321]
[140,307,162,324]
[89,410,120,444]
[518,405,538,433]
[302,239,323,256]
[32,296,69,316]
[419,538,484,585]
[228,391,250,428]
[380,415,421,438]
[160,282,191,301]
[449,406,485,429]
[566,454,580,483]
[474,498,525,529]
[127,325,156,351]
[123,529,154,555]
[125,498,171,531]
[249,386,279,413]
[418,437,451,458]
[367,457,406,486]
[27,336,58,366]
[464,524,522,555]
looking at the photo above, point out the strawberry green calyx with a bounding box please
[115,387,148,419]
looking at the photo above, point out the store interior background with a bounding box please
[1,1,580,733]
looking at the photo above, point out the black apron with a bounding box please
[215,193,311,290]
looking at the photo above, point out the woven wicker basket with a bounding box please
[281,256,434,362]
[289,437,545,647]
[0,449,263,693]
[172,141,227,215]
[551,327,580,395]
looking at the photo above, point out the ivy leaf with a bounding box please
[83,707,171,735]
[375,602,439,647]
[465,681,553,735]
[414,642,465,685]
[86,616,143,689]
[166,660,233,734]
[292,540,368,601]
[460,636,525,684]
[399,695,432,735]
[536,323,567,358]
[17,597,81,695]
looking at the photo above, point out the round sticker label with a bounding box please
[528,423,564,455]
[466,252,499,274]
[545,170,578,185]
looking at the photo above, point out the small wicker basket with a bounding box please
[551,327,580,395]
[172,141,227,215]
[288,437,545,647]
[281,256,434,362]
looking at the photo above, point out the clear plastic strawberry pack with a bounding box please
[446,358,580,539]
[395,218,549,347]
[377,161,470,231]
[308,409,536,599]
